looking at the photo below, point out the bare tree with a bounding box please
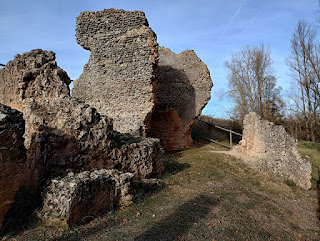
[225,44,283,123]
[286,20,320,141]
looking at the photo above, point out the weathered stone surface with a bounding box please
[0,49,71,112]
[147,47,213,150]
[240,112,312,189]
[23,97,163,192]
[0,104,27,228]
[22,97,112,191]
[110,133,164,179]
[73,9,158,136]
[0,49,163,194]
[72,10,213,150]
[39,169,133,228]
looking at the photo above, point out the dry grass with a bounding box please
[5,141,320,240]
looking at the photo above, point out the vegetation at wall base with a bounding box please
[298,141,320,188]
[6,141,319,241]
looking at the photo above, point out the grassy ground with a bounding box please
[298,141,320,188]
[3,141,320,241]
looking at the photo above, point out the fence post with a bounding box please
[318,166,320,188]
[230,131,232,149]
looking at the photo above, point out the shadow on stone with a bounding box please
[154,65,196,123]
[26,126,85,194]
[25,122,163,195]
[134,194,218,241]
[148,65,196,151]
[0,188,40,237]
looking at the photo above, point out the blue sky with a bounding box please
[0,0,319,118]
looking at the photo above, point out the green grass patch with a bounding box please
[298,141,320,186]
[284,179,297,187]
[298,141,320,166]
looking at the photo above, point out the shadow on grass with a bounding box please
[134,194,218,241]
[51,194,218,241]
[192,138,212,148]
[131,179,166,204]
[131,154,191,204]
[50,218,121,241]
[161,155,191,178]
[50,181,168,241]
[316,180,320,221]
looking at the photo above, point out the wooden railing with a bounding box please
[311,163,320,185]
[311,163,320,219]
[197,120,242,149]
[214,125,242,149]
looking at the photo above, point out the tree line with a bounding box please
[225,19,320,142]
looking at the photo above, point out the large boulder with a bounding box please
[0,104,27,228]
[240,112,312,189]
[147,47,213,150]
[73,9,158,136]
[39,169,133,228]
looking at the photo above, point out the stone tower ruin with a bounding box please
[73,9,213,150]
[73,9,158,136]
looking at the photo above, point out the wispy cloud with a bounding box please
[214,0,247,44]
[248,8,262,26]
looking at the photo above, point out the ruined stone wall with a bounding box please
[72,10,213,150]
[147,47,213,150]
[73,9,158,136]
[39,169,133,228]
[0,49,71,112]
[0,104,27,228]
[0,49,163,195]
[23,97,163,192]
[22,97,113,191]
[107,133,164,178]
[240,112,312,189]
